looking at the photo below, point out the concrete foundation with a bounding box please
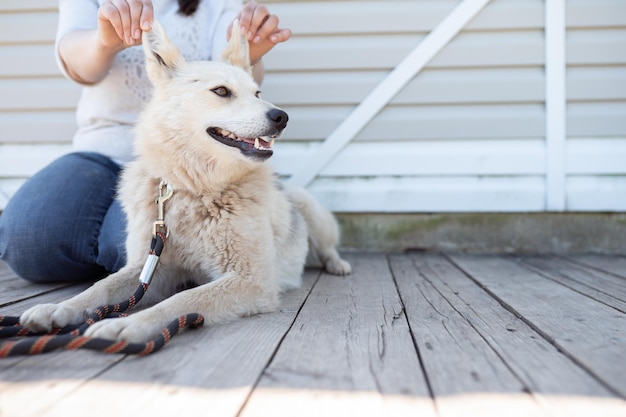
[336,213,626,254]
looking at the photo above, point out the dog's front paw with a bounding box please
[20,303,85,332]
[85,316,157,344]
[325,258,352,276]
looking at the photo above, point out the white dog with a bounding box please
[21,20,350,343]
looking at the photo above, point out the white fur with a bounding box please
[21,20,350,343]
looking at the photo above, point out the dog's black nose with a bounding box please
[267,108,289,130]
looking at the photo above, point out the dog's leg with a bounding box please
[285,185,351,275]
[85,271,279,343]
[20,265,143,332]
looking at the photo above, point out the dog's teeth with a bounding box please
[254,138,260,149]
[270,139,275,148]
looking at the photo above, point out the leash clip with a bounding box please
[153,181,173,238]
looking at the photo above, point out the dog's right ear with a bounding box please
[221,19,252,75]
[142,20,185,86]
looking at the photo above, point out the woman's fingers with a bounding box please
[98,0,154,47]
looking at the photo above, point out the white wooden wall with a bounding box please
[1,0,625,212]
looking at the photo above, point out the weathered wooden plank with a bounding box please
[31,270,320,417]
[519,256,626,312]
[0,283,91,316]
[0,282,93,369]
[241,253,436,417]
[395,253,626,417]
[0,263,124,416]
[0,351,127,417]
[390,253,546,417]
[0,261,78,308]
[449,254,626,398]
[566,255,626,278]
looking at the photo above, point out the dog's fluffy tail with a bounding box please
[283,184,352,275]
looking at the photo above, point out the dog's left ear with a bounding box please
[142,20,185,86]
[222,19,252,75]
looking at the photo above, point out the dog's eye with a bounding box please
[255,91,261,98]
[212,86,231,98]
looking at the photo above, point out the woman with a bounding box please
[0,0,291,282]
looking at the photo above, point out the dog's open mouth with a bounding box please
[207,127,275,160]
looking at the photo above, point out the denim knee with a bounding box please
[0,152,123,282]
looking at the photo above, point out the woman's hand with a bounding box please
[229,1,292,65]
[58,0,154,84]
[97,0,155,50]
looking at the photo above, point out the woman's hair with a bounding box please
[178,0,200,16]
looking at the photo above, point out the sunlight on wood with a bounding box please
[1,381,625,417]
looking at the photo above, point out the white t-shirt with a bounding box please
[56,0,241,164]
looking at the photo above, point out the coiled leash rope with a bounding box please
[0,182,204,357]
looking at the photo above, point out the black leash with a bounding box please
[0,182,205,357]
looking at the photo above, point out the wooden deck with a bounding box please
[1,253,625,417]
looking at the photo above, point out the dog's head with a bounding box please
[138,20,288,165]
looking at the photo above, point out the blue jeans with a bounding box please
[0,152,127,282]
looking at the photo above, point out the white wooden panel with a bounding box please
[0,44,58,77]
[567,0,626,28]
[264,68,545,106]
[288,0,492,187]
[307,176,546,213]
[0,111,76,144]
[0,144,70,176]
[266,31,545,71]
[281,105,545,141]
[0,12,57,43]
[567,102,626,137]
[566,138,626,175]
[567,29,626,65]
[0,78,80,111]
[267,28,625,72]
[0,0,56,11]
[567,176,626,211]
[0,0,623,214]
[271,139,545,177]
[545,0,566,211]
[271,0,543,35]
[567,67,626,101]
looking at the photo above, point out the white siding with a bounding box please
[0,1,73,208]
[0,0,625,212]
